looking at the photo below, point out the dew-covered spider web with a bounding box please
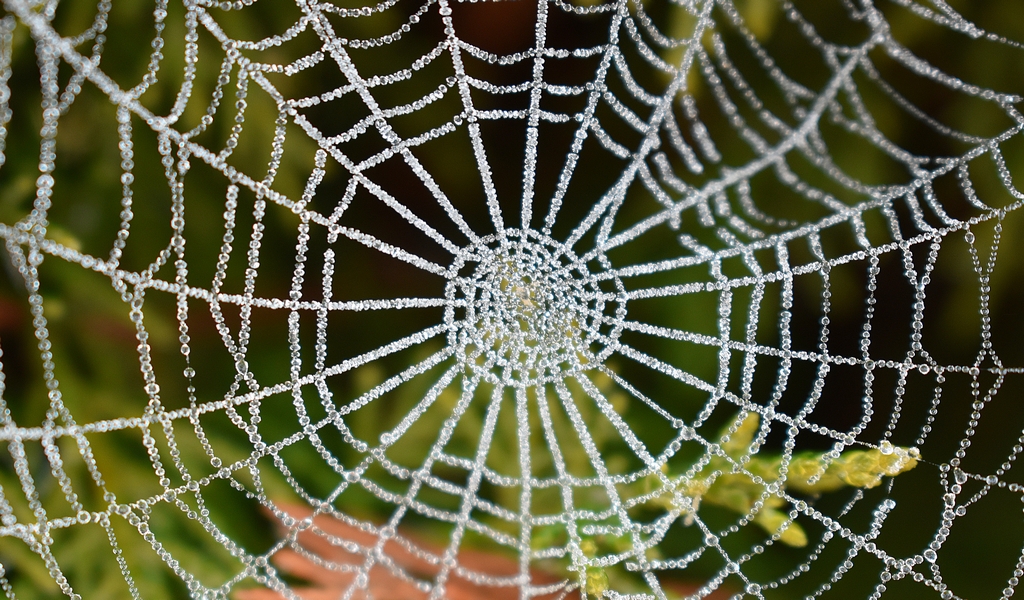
[2,0,1024,597]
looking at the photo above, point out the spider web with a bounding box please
[1,0,1024,598]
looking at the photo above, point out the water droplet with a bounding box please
[879,440,894,455]
[746,583,761,594]
[954,469,968,485]
[986,475,998,485]
[924,549,937,563]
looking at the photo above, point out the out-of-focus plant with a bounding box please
[649,413,919,548]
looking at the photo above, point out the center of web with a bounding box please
[446,229,626,386]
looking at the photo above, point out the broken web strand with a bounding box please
[0,0,1024,599]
